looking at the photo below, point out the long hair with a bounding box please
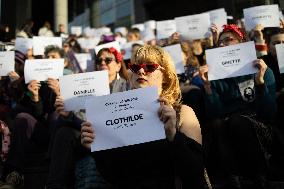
[131,45,181,107]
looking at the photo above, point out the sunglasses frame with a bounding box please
[128,63,160,74]
[96,57,114,65]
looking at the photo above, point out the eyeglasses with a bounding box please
[97,57,114,65]
[128,63,160,74]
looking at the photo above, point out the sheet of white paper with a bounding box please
[141,28,155,42]
[175,13,211,40]
[94,41,121,54]
[114,27,128,37]
[71,26,82,36]
[276,44,284,74]
[144,20,156,30]
[86,87,165,152]
[74,53,92,71]
[205,41,258,81]
[163,44,185,74]
[131,24,145,32]
[156,20,177,40]
[121,41,144,60]
[208,8,227,30]
[77,37,100,50]
[0,51,15,76]
[15,38,33,54]
[32,36,62,56]
[24,58,64,83]
[244,4,280,31]
[60,71,110,111]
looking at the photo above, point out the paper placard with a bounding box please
[71,26,82,36]
[141,28,156,42]
[60,71,110,111]
[144,20,156,30]
[94,41,121,54]
[131,24,145,32]
[276,44,284,74]
[163,44,185,74]
[208,8,227,30]
[121,41,144,60]
[114,27,128,37]
[32,36,62,56]
[15,38,33,54]
[86,86,165,152]
[205,41,258,81]
[24,58,64,83]
[156,20,177,40]
[0,51,15,76]
[244,4,280,31]
[175,13,211,40]
[77,37,100,50]
[74,53,92,71]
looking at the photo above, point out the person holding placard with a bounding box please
[199,24,276,188]
[46,47,130,189]
[81,45,205,189]
[261,28,284,92]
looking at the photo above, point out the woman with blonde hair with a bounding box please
[81,45,205,189]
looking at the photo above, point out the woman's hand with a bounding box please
[27,80,41,102]
[54,95,70,117]
[253,59,267,85]
[250,24,265,43]
[81,121,95,149]
[47,78,60,96]
[158,98,177,142]
[8,71,20,82]
[210,24,220,46]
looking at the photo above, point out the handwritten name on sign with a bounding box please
[86,87,165,152]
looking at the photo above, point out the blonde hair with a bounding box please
[131,45,181,107]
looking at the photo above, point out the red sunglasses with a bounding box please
[128,63,160,74]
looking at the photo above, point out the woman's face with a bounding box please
[129,62,164,95]
[218,32,241,47]
[97,51,121,78]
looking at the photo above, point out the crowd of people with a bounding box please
[0,5,284,189]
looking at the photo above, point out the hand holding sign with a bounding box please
[27,80,41,102]
[54,95,70,118]
[253,59,267,85]
[81,122,95,149]
[158,98,177,141]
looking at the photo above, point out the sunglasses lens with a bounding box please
[145,64,159,72]
[105,57,113,64]
[129,64,141,73]
[97,57,113,65]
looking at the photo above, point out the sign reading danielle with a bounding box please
[86,87,165,152]
[205,41,258,80]
[59,71,110,111]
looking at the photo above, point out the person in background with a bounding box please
[38,21,54,37]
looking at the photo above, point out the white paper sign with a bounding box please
[175,13,211,40]
[74,53,92,71]
[0,51,15,76]
[94,41,121,54]
[121,41,144,60]
[32,36,62,56]
[131,24,145,32]
[60,71,110,111]
[276,44,284,74]
[77,37,100,50]
[205,41,258,81]
[144,20,156,30]
[163,44,185,74]
[156,20,177,40]
[71,26,82,36]
[208,8,227,30]
[244,5,280,31]
[114,27,128,36]
[141,28,156,42]
[24,58,64,83]
[15,38,33,54]
[86,87,165,152]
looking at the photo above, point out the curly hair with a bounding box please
[131,45,181,107]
